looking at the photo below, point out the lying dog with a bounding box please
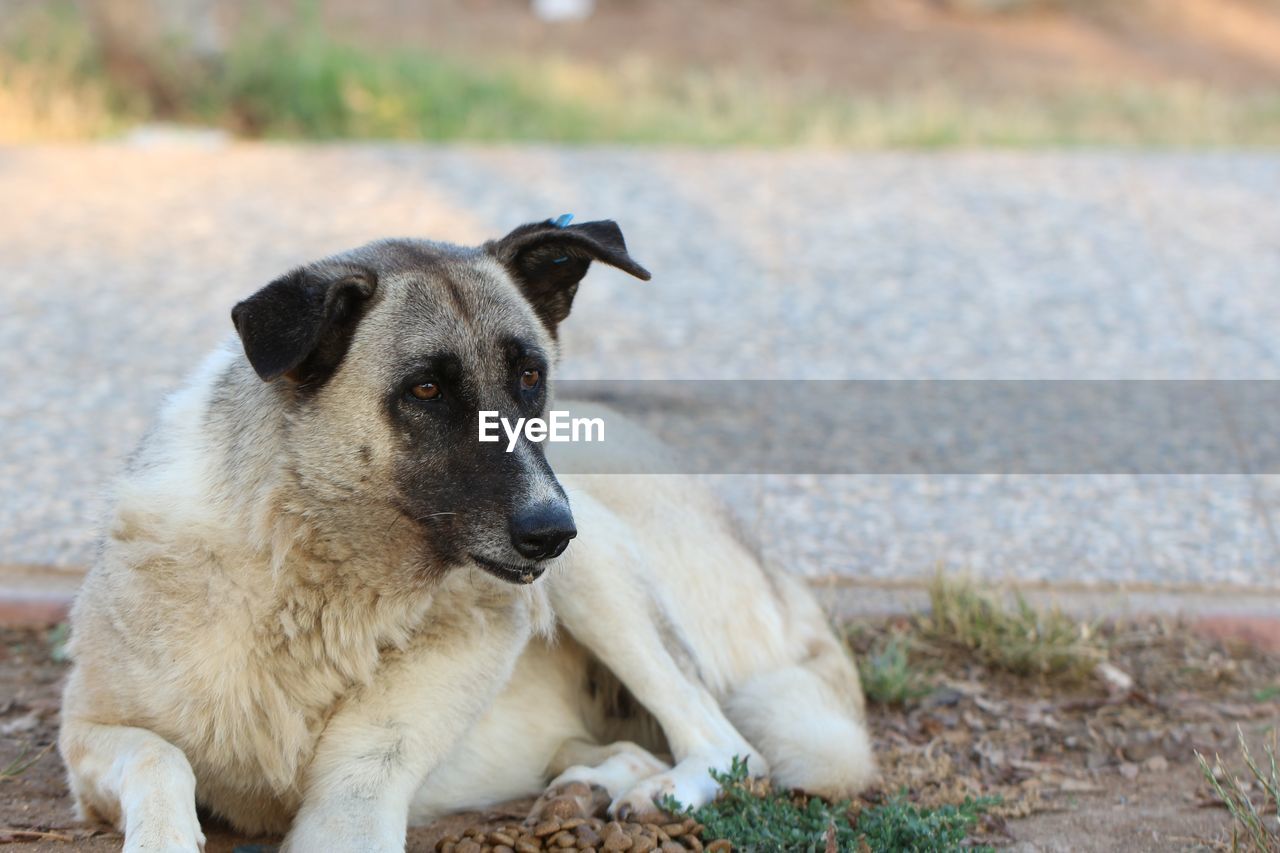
[59,219,876,852]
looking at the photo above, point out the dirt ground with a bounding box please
[2,619,1277,852]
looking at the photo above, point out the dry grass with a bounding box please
[1198,728,1280,852]
[920,573,1104,682]
[0,5,118,141]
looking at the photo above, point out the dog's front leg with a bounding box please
[282,613,529,853]
[546,559,767,816]
[60,720,205,853]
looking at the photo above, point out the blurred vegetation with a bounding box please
[858,633,935,708]
[3,1,1280,145]
[920,573,1104,681]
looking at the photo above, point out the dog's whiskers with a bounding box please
[415,512,458,523]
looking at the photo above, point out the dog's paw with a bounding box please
[609,760,719,819]
[609,751,768,820]
[122,801,205,853]
[282,805,403,853]
[526,780,611,825]
[548,746,670,803]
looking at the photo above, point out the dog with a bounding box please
[59,218,876,852]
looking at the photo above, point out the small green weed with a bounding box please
[858,635,933,707]
[1255,685,1280,703]
[46,622,70,663]
[923,573,1102,681]
[857,795,997,853]
[660,757,994,852]
[1197,727,1280,852]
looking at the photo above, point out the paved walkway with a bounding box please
[3,142,1279,596]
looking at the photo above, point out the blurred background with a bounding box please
[2,0,1280,145]
[2,0,1280,616]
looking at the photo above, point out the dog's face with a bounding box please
[230,219,649,584]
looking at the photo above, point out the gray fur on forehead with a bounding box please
[317,237,484,276]
[334,237,552,355]
[325,237,533,317]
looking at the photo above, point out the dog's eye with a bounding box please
[520,369,541,390]
[409,382,441,401]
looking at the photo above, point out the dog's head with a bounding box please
[230,218,649,584]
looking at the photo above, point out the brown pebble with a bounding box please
[534,821,562,838]
[481,845,494,853]
[661,824,685,837]
[547,797,583,821]
[660,843,687,853]
[550,830,575,848]
[457,841,482,853]
[561,818,586,830]
[631,813,668,827]
[575,823,602,847]
[682,836,703,853]
[631,835,658,853]
[515,840,541,853]
[601,822,633,852]
[439,842,456,853]
[490,832,517,847]
[494,846,515,853]
[705,841,731,853]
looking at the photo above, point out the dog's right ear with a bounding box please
[231,262,377,384]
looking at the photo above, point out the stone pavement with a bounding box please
[2,142,1279,606]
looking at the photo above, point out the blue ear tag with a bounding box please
[552,213,573,263]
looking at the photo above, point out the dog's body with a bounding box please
[60,222,875,852]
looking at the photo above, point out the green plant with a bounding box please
[859,634,933,707]
[1255,685,1280,703]
[856,795,996,853]
[660,757,993,852]
[1197,727,1280,852]
[923,573,1102,681]
[47,622,71,663]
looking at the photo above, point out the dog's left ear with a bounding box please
[485,218,650,334]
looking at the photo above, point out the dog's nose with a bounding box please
[509,503,577,561]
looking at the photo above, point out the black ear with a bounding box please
[231,262,377,384]
[485,218,650,334]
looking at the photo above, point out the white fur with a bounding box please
[62,359,875,850]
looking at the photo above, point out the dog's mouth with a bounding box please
[470,554,546,585]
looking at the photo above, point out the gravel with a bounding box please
[2,141,1278,589]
